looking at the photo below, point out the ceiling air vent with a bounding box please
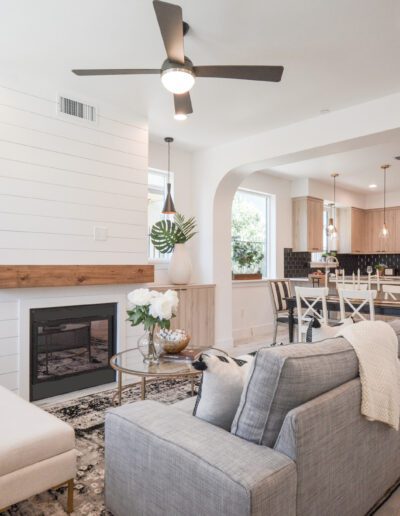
[58,95,97,123]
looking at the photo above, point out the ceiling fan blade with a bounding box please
[72,68,160,76]
[174,92,193,116]
[193,65,284,82]
[153,0,185,64]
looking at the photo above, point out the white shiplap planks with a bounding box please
[0,82,149,265]
[0,82,149,390]
[0,301,18,391]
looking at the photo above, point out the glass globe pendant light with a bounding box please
[327,173,339,240]
[379,164,391,239]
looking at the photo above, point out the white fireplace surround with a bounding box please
[0,284,145,400]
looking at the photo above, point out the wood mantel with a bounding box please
[0,265,154,289]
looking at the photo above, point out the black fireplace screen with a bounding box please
[30,303,116,401]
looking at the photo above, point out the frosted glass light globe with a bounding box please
[161,68,195,94]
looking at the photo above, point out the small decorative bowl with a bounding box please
[158,329,191,354]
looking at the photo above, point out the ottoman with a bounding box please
[0,385,76,512]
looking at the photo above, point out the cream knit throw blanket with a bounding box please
[338,321,400,430]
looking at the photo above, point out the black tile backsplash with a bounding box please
[338,254,400,275]
[284,248,312,277]
[284,248,400,278]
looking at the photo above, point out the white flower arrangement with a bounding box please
[127,288,179,331]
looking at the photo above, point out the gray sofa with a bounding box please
[105,336,400,516]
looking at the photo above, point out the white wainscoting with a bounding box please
[0,82,149,264]
[232,280,274,342]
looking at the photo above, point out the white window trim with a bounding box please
[148,167,174,264]
[233,187,273,279]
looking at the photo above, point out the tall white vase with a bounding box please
[169,243,192,285]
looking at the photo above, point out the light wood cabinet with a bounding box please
[156,284,215,349]
[364,208,398,253]
[292,197,323,252]
[337,207,366,253]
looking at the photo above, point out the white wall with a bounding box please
[231,172,291,341]
[192,92,400,347]
[292,178,366,208]
[148,139,195,283]
[365,190,400,209]
[0,82,148,264]
[148,140,194,219]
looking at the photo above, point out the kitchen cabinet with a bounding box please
[292,197,323,252]
[337,207,366,253]
[365,208,397,253]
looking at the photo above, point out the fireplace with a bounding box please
[30,303,116,401]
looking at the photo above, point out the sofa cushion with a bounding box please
[174,396,196,414]
[0,386,75,476]
[231,337,359,447]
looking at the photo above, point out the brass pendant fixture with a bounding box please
[161,136,176,214]
[379,164,391,239]
[327,173,339,240]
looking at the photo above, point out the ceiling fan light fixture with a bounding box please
[161,68,195,94]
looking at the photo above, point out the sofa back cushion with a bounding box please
[231,337,359,447]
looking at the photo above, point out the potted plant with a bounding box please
[151,213,197,285]
[127,288,178,364]
[375,263,387,276]
[231,239,264,280]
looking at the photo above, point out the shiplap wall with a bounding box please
[0,82,149,393]
[0,83,149,264]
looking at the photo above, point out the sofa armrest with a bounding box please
[105,400,296,516]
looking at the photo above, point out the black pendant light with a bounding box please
[162,136,176,214]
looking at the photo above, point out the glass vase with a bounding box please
[137,328,160,364]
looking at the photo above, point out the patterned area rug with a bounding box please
[3,379,197,516]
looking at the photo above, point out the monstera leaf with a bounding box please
[150,220,183,254]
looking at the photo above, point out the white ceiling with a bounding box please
[1,0,400,150]
[268,139,400,193]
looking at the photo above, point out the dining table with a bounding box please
[285,295,400,343]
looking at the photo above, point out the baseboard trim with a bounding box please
[233,323,274,341]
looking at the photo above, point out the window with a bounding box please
[231,189,270,277]
[148,169,173,261]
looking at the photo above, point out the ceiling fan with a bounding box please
[72,0,284,120]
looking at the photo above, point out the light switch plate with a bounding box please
[94,226,108,241]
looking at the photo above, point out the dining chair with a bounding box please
[338,289,377,321]
[382,284,400,301]
[295,286,329,342]
[267,279,296,344]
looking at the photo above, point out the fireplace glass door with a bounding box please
[30,303,116,401]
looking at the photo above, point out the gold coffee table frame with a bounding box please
[110,348,201,405]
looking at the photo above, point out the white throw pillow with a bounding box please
[192,352,254,430]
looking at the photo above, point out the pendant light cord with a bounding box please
[333,174,336,223]
[384,167,386,225]
[167,140,171,183]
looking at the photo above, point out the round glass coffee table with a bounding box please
[110,348,201,405]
